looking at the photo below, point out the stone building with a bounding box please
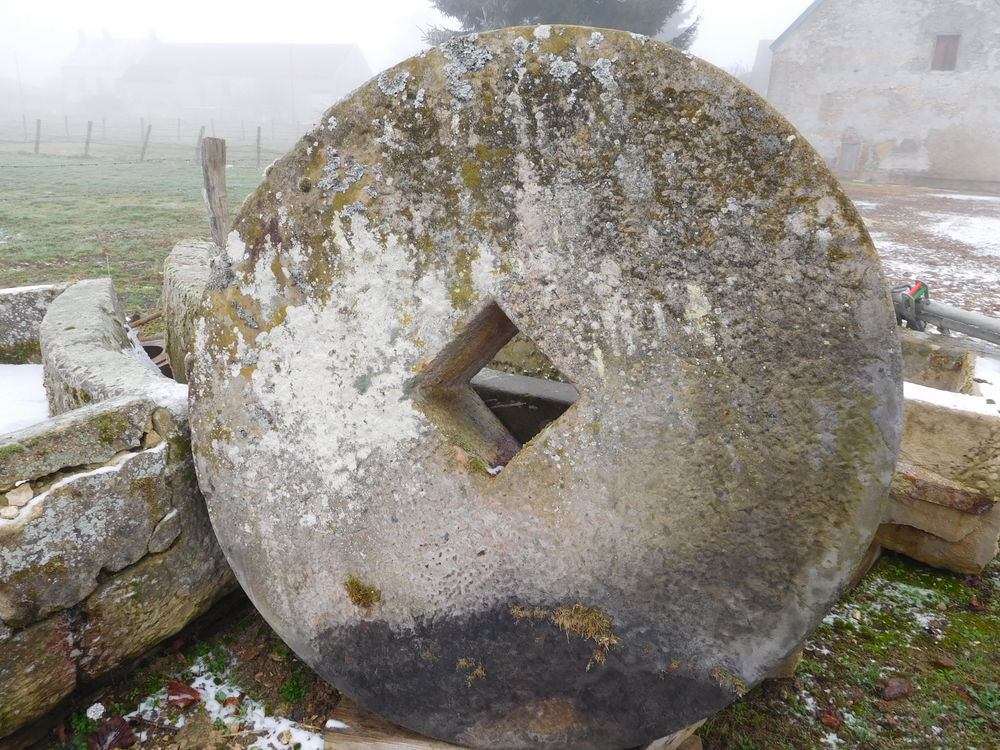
[767,0,1000,192]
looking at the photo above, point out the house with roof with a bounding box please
[61,34,158,113]
[61,38,371,126]
[767,0,1000,192]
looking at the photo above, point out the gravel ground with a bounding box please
[846,182,1000,318]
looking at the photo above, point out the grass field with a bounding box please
[0,155,264,311]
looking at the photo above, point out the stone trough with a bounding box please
[188,26,902,750]
[0,280,235,747]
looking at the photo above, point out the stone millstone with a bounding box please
[189,26,902,750]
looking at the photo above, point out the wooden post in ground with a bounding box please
[33,119,40,154]
[139,124,152,161]
[201,137,229,249]
[84,120,93,157]
[256,125,261,168]
[195,125,205,161]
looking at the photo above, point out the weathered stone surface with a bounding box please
[876,331,1000,573]
[900,328,997,395]
[900,398,1000,499]
[0,444,172,625]
[162,241,215,384]
[77,459,234,679]
[878,462,999,574]
[0,395,154,492]
[0,284,66,364]
[190,26,901,749]
[39,278,185,417]
[0,277,235,744]
[876,520,999,576]
[0,614,76,738]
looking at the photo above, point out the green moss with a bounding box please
[0,340,41,364]
[343,575,382,609]
[95,412,129,446]
[0,442,27,458]
[167,434,192,462]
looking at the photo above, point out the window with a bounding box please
[932,35,960,71]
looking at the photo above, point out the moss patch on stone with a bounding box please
[0,340,42,364]
[94,412,129,446]
[343,575,382,609]
[0,442,28,458]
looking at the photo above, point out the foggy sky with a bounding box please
[1,0,811,88]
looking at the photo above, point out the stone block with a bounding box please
[162,241,215,384]
[879,335,1000,574]
[0,395,154,493]
[78,460,235,679]
[0,284,66,364]
[39,278,186,417]
[0,444,173,626]
[0,615,76,738]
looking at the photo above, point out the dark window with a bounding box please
[932,35,960,71]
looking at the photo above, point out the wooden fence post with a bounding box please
[84,120,93,157]
[139,124,152,161]
[256,125,262,169]
[201,137,229,249]
[195,125,205,161]
[33,119,40,154]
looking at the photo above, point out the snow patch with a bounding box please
[0,364,49,435]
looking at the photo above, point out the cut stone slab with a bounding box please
[190,25,902,750]
[162,240,216,384]
[0,284,66,364]
[39,278,185,417]
[879,332,1000,574]
[878,462,999,574]
[0,395,154,493]
[0,444,173,626]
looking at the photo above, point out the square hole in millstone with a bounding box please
[416,301,579,474]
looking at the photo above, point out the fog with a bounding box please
[1,0,808,96]
[2,0,995,194]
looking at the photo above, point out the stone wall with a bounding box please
[768,0,1000,191]
[0,278,235,747]
[878,329,1000,573]
[0,284,67,363]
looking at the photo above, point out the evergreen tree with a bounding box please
[424,0,699,49]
